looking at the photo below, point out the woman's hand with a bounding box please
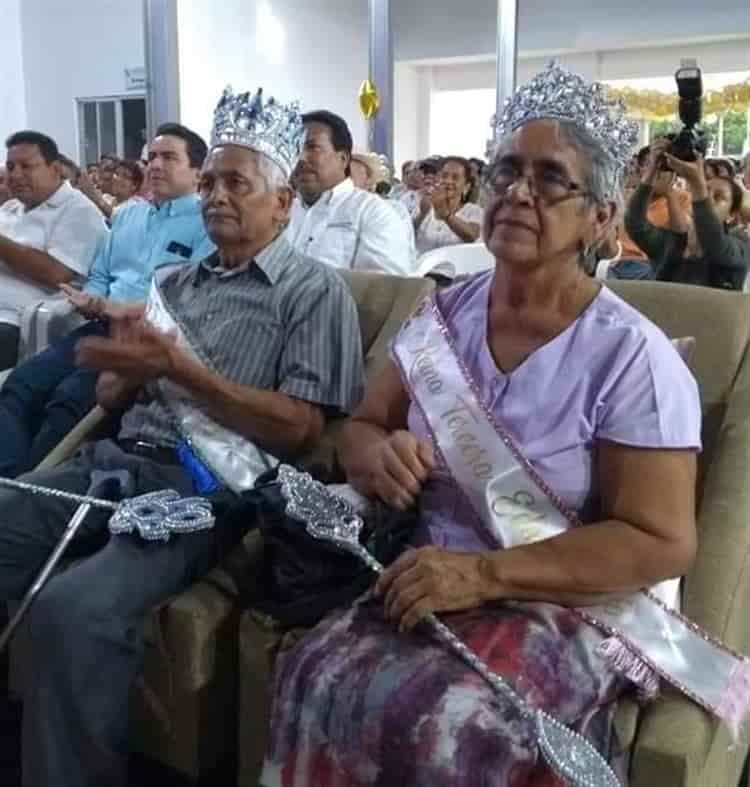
[662,153,708,201]
[641,138,671,185]
[349,429,435,510]
[375,546,489,631]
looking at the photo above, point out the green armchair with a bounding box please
[235,280,750,787]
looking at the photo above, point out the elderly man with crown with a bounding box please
[261,64,750,787]
[0,87,364,787]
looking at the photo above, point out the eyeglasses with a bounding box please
[483,161,589,205]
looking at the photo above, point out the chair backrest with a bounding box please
[337,271,435,379]
[301,272,435,479]
[416,242,495,279]
[607,280,750,495]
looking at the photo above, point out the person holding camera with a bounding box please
[625,138,750,290]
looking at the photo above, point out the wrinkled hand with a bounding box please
[662,153,707,196]
[375,546,489,631]
[75,315,178,385]
[351,430,436,510]
[60,283,106,320]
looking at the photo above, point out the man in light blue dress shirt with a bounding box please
[0,123,214,477]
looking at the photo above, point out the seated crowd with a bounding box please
[0,63,749,787]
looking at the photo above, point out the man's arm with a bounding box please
[0,234,79,288]
[357,197,415,275]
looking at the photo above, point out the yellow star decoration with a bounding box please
[359,79,381,120]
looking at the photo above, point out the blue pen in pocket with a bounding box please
[176,439,221,495]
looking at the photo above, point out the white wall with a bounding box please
[0,0,27,146]
[176,0,369,151]
[19,0,144,161]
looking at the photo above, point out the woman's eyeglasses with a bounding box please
[483,161,589,205]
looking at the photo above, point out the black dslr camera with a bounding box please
[664,60,709,164]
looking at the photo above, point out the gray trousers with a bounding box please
[0,439,220,787]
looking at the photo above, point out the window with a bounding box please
[77,96,147,164]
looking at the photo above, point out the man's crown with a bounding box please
[492,62,639,181]
[210,86,304,178]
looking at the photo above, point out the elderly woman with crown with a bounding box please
[261,64,750,787]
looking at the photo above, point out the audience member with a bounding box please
[609,141,693,280]
[625,139,750,289]
[288,110,414,274]
[414,156,482,255]
[0,88,364,787]
[0,130,108,368]
[110,159,144,211]
[57,155,81,186]
[0,123,214,478]
[0,165,9,205]
[395,159,434,220]
[467,156,486,203]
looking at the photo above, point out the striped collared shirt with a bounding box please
[117,231,364,448]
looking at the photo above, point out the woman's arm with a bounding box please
[338,360,435,510]
[691,198,750,272]
[443,212,480,243]
[478,442,696,605]
[378,442,697,630]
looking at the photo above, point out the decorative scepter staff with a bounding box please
[0,473,214,653]
[276,464,620,787]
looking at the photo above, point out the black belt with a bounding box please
[118,439,179,465]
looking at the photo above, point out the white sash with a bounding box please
[392,297,750,738]
[144,268,276,493]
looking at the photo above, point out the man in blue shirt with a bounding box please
[0,123,214,477]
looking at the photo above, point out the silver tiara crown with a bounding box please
[210,86,304,178]
[492,62,639,179]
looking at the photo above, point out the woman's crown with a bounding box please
[210,86,304,178]
[492,62,639,178]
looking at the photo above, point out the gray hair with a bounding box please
[556,119,624,213]
[257,153,289,192]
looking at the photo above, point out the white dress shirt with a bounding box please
[415,202,484,256]
[0,181,108,325]
[288,179,415,275]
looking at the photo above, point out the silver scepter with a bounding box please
[277,464,620,787]
[0,472,214,654]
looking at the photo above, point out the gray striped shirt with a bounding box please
[118,231,364,448]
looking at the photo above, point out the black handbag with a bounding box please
[213,468,417,627]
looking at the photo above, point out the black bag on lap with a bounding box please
[208,467,417,628]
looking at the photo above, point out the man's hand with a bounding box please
[349,429,436,510]
[60,283,107,320]
[75,316,179,385]
[662,153,708,201]
[374,546,488,631]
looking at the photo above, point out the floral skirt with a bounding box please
[261,595,630,787]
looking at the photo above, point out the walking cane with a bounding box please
[0,470,129,654]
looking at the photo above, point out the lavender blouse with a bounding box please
[398,271,702,551]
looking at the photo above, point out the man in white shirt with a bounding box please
[0,131,108,367]
[288,111,414,275]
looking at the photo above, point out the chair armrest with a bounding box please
[17,296,83,361]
